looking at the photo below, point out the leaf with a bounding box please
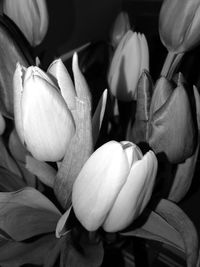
[26,155,56,188]
[8,128,26,164]
[0,233,57,267]
[121,199,199,267]
[0,15,34,118]
[56,206,72,238]
[0,136,22,178]
[0,167,25,192]
[0,187,61,241]
[92,89,108,145]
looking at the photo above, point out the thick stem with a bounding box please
[160,51,184,79]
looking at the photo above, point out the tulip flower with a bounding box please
[108,30,149,101]
[148,73,196,163]
[3,0,49,46]
[159,0,200,53]
[72,141,157,232]
[13,62,75,162]
[168,86,200,202]
[110,11,131,49]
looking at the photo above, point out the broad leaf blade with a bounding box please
[122,199,199,267]
[0,234,57,267]
[0,187,61,241]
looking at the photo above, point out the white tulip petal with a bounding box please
[48,58,76,110]
[103,151,157,232]
[13,63,26,144]
[121,141,143,168]
[22,75,75,161]
[24,66,57,89]
[108,30,134,100]
[72,141,130,231]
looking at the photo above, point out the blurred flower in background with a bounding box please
[109,11,131,49]
[3,0,49,46]
[159,0,200,53]
[108,30,149,101]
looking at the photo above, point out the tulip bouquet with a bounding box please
[0,0,199,266]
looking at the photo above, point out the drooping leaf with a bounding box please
[0,187,61,241]
[121,199,199,267]
[0,14,34,118]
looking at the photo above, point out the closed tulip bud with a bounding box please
[168,86,200,202]
[110,11,131,49]
[13,63,75,162]
[148,74,196,163]
[108,30,149,101]
[72,141,157,232]
[159,0,200,53]
[3,0,49,46]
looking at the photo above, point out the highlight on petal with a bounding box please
[13,63,26,144]
[22,74,75,161]
[48,58,76,110]
[103,150,157,232]
[72,141,130,231]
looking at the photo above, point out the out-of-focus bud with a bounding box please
[148,74,196,164]
[13,63,75,162]
[108,30,149,101]
[159,0,200,53]
[3,0,49,46]
[110,11,131,49]
[168,86,200,202]
[72,141,157,232]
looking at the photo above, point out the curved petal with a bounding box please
[13,63,26,144]
[72,141,129,231]
[22,74,75,161]
[48,58,76,110]
[103,151,157,232]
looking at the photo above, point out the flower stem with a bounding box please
[160,51,184,80]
